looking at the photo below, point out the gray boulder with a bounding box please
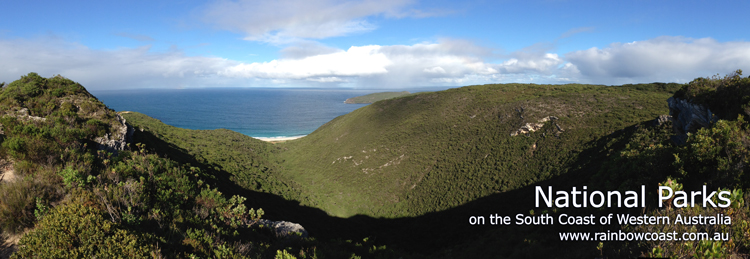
[258,219,308,238]
[667,97,718,144]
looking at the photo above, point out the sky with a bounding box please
[1,0,749,90]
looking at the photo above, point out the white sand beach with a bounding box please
[254,135,306,142]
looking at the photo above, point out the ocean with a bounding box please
[93,88,377,139]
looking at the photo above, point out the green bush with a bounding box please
[275,249,298,259]
[12,193,155,258]
[673,69,750,120]
[21,81,42,97]
[57,167,94,188]
[1,137,26,160]
[595,76,750,257]
[674,117,750,186]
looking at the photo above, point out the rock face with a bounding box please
[258,219,308,238]
[667,97,718,144]
[10,108,46,122]
[510,116,563,136]
[0,108,47,135]
[94,114,133,154]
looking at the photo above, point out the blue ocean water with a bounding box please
[94,88,375,138]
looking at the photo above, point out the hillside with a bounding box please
[3,71,750,258]
[121,81,697,257]
[120,112,304,202]
[279,83,680,217]
[0,73,401,259]
[121,82,681,219]
[123,76,750,258]
[344,91,411,104]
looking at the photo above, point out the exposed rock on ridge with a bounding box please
[7,108,46,122]
[94,113,133,153]
[0,108,46,135]
[510,116,563,136]
[667,97,718,144]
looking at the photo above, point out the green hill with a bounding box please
[121,83,680,219]
[119,112,306,202]
[279,83,679,217]
[122,75,750,257]
[3,71,750,258]
[0,73,400,258]
[344,91,411,104]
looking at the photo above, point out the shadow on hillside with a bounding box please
[134,121,654,257]
[131,130,349,232]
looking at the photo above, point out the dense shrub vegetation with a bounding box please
[673,69,750,120]
[3,71,750,258]
[277,82,681,217]
[121,112,307,204]
[1,73,402,258]
[607,71,750,258]
[13,190,155,258]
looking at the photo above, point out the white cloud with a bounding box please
[280,41,344,59]
[268,39,567,87]
[221,39,511,87]
[498,53,563,74]
[371,42,499,86]
[0,37,567,89]
[0,37,237,90]
[221,45,391,79]
[3,35,749,90]
[307,77,347,82]
[201,0,425,43]
[423,66,446,74]
[564,36,750,83]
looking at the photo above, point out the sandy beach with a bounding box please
[254,135,306,142]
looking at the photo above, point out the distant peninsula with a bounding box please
[344,91,411,104]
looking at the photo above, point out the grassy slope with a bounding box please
[344,91,411,104]
[277,83,681,217]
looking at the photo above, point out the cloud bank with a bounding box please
[1,36,749,90]
[565,36,750,84]
[201,0,432,43]
[0,37,236,90]
[220,39,507,87]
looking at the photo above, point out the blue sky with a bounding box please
[1,0,749,90]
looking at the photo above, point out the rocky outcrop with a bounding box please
[8,108,46,122]
[0,108,46,135]
[94,114,133,154]
[667,97,718,145]
[510,116,563,136]
[258,219,308,238]
[0,108,133,154]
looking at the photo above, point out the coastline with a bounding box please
[254,135,306,142]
